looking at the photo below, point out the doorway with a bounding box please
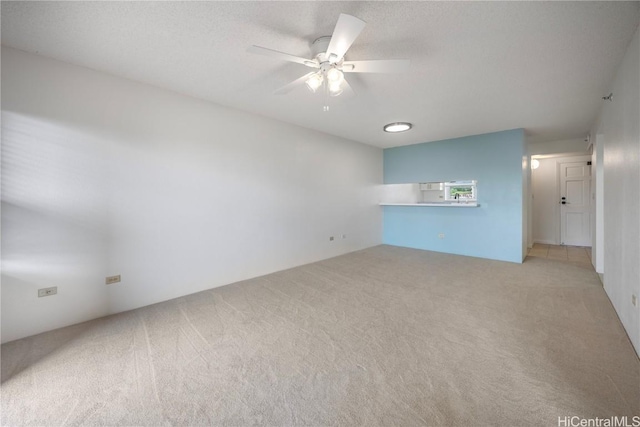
[531,154,592,247]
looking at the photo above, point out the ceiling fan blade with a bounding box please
[326,14,366,62]
[342,59,410,73]
[274,72,316,95]
[248,45,319,68]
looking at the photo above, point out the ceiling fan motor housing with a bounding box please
[311,36,332,63]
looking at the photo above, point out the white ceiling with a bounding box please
[2,1,638,148]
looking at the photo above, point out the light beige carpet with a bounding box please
[2,245,638,426]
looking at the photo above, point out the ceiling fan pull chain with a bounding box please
[323,78,330,112]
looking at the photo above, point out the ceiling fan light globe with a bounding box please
[329,81,343,97]
[327,68,344,83]
[306,73,323,93]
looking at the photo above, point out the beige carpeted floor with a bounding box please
[2,245,638,426]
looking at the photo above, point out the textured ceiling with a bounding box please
[2,1,638,148]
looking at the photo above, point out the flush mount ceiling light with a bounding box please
[383,122,413,133]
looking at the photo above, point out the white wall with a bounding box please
[591,26,640,355]
[528,138,588,156]
[522,155,530,258]
[532,157,560,244]
[378,184,421,204]
[1,47,383,343]
[591,134,604,274]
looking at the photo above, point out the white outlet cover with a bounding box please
[38,286,58,297]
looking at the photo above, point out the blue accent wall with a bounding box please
[383,129,525,263]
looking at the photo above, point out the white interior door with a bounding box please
[560,161,591,246]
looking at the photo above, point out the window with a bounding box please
[444,180,477,201]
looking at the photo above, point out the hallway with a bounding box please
[527,244,594,270]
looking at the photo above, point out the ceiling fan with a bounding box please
[248,13,410,111]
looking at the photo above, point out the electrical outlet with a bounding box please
[329,236,334,241]
[438,233,445,239]
[632,294,637,307]
[38,286,57,297]
[106,275,121,285]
